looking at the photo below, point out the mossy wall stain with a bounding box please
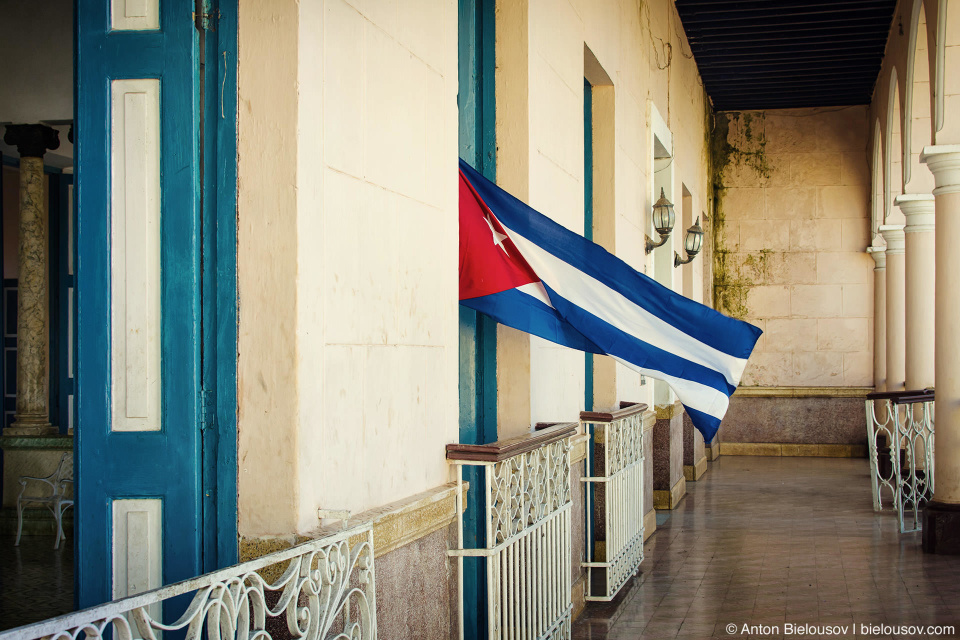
[709,111,772,319]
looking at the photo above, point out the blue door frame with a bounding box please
[583,79,594,413]
[458,0,497,637]
[75,0,238,607]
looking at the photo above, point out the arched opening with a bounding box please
[885,69,905,225]
[872,119,885,240]
[904,0,935,193]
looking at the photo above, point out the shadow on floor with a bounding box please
[0,534,73,631]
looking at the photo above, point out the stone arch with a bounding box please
[903,0,936,191]
[872,118,885,239]
[884,68,905,224]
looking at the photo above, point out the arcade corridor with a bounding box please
[573,456,960,639]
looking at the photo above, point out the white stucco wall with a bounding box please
[296,0,459,532]
[503,0,712,421]
[237,0,714,536]
[238,0,459,535]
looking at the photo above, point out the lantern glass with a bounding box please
[684,217,704,256]
[652,188,675,235]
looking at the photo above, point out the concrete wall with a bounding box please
[237,0,459,536]
[714,108,874,389]
[496,0,713,430]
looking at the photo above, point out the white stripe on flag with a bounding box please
[512,288,733,421]
[610,356,731,421]
[503,222,749,388]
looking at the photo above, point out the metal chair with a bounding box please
[15,452,74,548]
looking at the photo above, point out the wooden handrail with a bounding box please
[866,388,934,403]
[446,422,579,462]
[579,401,649,423]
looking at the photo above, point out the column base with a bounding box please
[922,501,960,555]
[6,422,57,436]
[643,507,657,541]
[653,476,686,509]
[684,455,708,482]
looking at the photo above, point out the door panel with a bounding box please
[76,0,202,608]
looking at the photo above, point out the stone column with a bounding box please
[2,124,59,436]
[897,194,936,390]
[879,225,906,393]
[867,246,887,392]
[920,146,960,552]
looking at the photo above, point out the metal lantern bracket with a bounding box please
[674,216,704,267]
[645,188,675,254]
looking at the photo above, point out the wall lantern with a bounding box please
[674,216,704,267]
[644,188,675,254]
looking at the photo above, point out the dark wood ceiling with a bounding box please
[674,0,898,110]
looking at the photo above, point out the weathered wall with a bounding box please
[495,0,713,429]
[375,524,459,640]
[237,0,301,537]
[237,0,459,536]
[722,397,866,446]
[293,0,459,533]
[713,108,874,389]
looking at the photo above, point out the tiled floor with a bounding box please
[574,456,960,639]
[0,534,73,631]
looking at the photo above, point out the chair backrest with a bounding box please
[54,452,73,488]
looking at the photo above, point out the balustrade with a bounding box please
[865,389,935,533]
[447,422,577,640]
[0,522,377,640]
[579,402,646,602]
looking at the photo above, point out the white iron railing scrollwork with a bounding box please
[447,423,577,640]
[580,402,646,602]
[865,389,935,533]
[893,391,935,533]
[866,392,900,512]
[0,523,377,640]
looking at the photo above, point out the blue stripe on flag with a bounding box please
[543,284,737,398]
[459,158,762,360]
[683,406,723,443]
[461,288,603,356]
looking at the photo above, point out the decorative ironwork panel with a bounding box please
[0,524,377,640]
[895,400,934,533]
[582,411,645,601]
[450,428,574,640]
[865,398,899,511]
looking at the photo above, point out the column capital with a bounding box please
[867,245,887,269]
[896,193,936,233]
[921,145,960,195]
[2,124,60,159]
[879,225,905,254]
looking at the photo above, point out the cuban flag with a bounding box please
[459,158,761,442]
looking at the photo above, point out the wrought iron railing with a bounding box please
[0,523,377,640]
[865,388,935,533]
[579,402,646,602]
[448,423,576,640]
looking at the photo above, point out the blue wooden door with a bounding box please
[76,0,203,608]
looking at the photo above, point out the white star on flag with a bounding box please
[484,213,510,255]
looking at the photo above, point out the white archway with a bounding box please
[872,118,885,239]
[903,0,935,190]
[884,68,904,224]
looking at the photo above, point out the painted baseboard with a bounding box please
[570,432,590,464]
[643,508,657,541]
[240,482,466,583]
[653,476,686,509]
[719,442,867,458]
[705,444,720,461]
